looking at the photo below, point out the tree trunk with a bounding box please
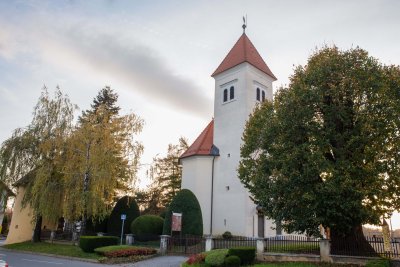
[330,225,377,256]
[32,216,42,243]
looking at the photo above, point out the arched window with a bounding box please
[262,91,265,102]
[223,89,228,102]
[256,88,260,101]
[230,86,234,100]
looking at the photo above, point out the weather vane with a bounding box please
[242,15,247,33]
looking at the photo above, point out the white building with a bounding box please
[180,29,281,238]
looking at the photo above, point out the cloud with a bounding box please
[0,12,213,119]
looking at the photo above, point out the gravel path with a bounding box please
[120,255,188,267]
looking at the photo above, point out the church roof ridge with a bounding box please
[211,33,277,80]
[180,120,216,159]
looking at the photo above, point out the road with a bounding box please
[0,249,110,267]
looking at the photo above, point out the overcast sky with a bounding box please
[1,0,400,227]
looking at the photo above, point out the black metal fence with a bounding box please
[166,235,205,255]
[331,236,400,258]
[213,236,256,249]
[264,235,320,255]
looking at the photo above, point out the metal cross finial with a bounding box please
[242,16,247,33]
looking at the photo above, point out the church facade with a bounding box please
[180,31,280,237]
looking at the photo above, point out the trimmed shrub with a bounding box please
[228,247,255,265]
[222,231,232,240]
[204,249,228,267]
[224,255,241,267]
[366,259,391,267]
[162,189,203,236]
[131,215,164,240]
[94,245,156,258]
[186,253,206,265]
[108,196,140,235]
[79,236,119,252]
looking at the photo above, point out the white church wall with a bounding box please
[181,155,214,235]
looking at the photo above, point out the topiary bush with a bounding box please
[79,236,119,252]
[224,255,241,267]
[228,247,255,265]
[108,196,140,236]
[204,249,228,267]
[162,189,203,236]
[222,231,232,240]
[131,215,164,241]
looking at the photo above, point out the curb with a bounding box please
[0,247,100,263]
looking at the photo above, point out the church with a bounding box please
[180,26,280,238]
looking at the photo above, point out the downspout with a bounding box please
[210,156,216,235]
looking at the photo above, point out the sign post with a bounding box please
[120,214,126,245]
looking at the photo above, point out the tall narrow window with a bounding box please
[230,86,234,100]
[223,89,228,102]
[256,88,260,101]
[262,91,265,102]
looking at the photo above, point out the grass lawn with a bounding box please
[4,241,102,260]
[182,261,356,267]
[134,240,160,248]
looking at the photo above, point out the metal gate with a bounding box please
[166,235,205,255]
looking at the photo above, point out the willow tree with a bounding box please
[239,47,400,252]
[63,88,143,234]
[0,86,75,241]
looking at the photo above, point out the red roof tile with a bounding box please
[180,120,215,159]
[212,33,277,80]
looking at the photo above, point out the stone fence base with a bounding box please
[260,253,320,263]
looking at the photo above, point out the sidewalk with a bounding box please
[120,255,188,267]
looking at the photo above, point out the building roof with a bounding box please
[211,33,277,80]
[180,120,219,159]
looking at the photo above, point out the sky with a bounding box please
[1,0,400,228]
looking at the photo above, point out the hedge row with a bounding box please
[228,247,256,265]
[79,236,119,252]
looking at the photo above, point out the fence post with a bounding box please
[50,231,55,243]
[160,235,170,255]
[320,239,332,262]
[256,238,265,261]
[205,235,214,252]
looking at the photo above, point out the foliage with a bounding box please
[79,236,119,252]
[131,215,164,237]
[63,87,143,232]
[0,86,76,241]
[204,249,228,267]
[4,241,102,260]
[139,138,188,214]
[365,259,391,267]
[86,216,109,234]
[239,46,400,237]
[108,196,140,235]
[224,255,241,267]
[94,245,156,258]
[222,231,232,240]
[162,189,203,236]
[228,247,255,265]
[186,253,206,265]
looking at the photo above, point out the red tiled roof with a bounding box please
[180,120,215,159]
[212,33,277,80]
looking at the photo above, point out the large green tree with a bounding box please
[63,87,144,234]
[0,86,76,241]
[239,47,400,250]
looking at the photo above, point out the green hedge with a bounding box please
[224,255,241,267]
[162,189,203,236]
[204,249,228,267]
[79,236,119,253]
[228,247,255,265]
[131,215,164,236]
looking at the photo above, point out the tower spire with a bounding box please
[242,16,247,33]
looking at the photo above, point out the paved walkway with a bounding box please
[121,256,188,267]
